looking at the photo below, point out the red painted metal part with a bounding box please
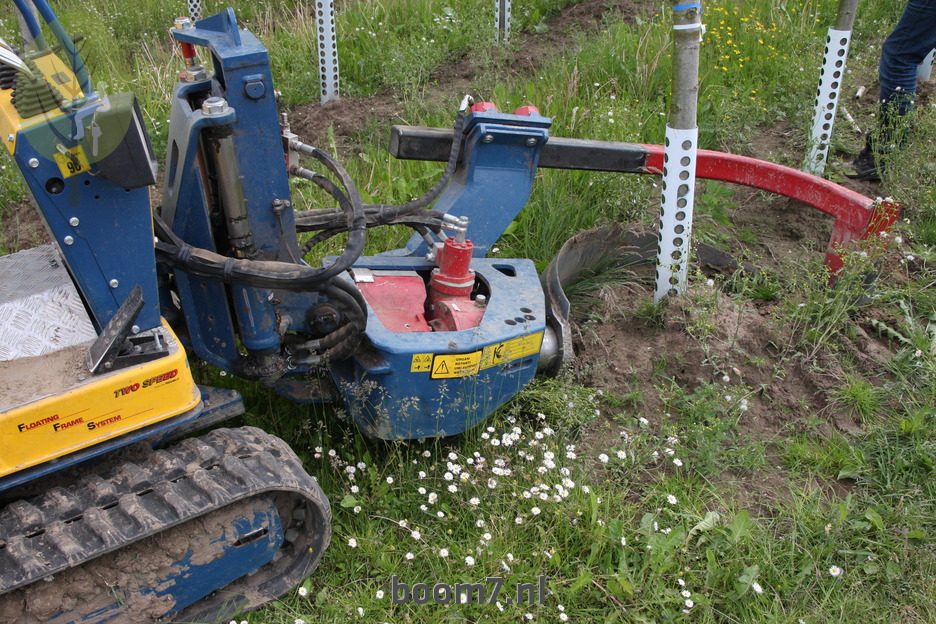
[427,237,485,331]
[513,106,540,116]
[469,102,499,114]
[431,237,475,296]
[180,42,197,66]
[357,275,432,333]
[640,145,900,273]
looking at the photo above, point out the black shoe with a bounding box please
[845,147,882,182]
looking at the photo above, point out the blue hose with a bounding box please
[10,0,48,49]
[27,0,94,96]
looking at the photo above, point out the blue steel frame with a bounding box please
[15,107,162,333]
[165,9,553,439]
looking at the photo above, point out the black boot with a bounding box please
[845,140,882,182]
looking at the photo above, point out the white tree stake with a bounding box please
[495,0,511,45]
[918,48,935,81]
[804,28,852,175]
[655,1,702,303]
[803,0,858,175]
[655,126,699,302]
[316,0,340,104]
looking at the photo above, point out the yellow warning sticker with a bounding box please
[53,145,91,179]
[431,352,482,379]
[480,332,544,370]
[410,353,433,373]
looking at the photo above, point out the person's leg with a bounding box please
[879,0,936,115]
[849,0,936,181]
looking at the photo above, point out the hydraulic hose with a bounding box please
[290,277,368,366]
[288,106,467,238]
[154,214,362,290]
[366,107,467,217]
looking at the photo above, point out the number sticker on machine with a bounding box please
[53,145,90,178]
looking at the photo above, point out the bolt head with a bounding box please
[131,325,140,334]
[174,17,193,30]
[182,66,208,82]
[109,279,119,289]
[28,158,39,168]
[63,236,74,245]
[525,137,537,147]
[201,97,229,116]
[68,217,79,227]
[6,134,13,143]
[482,134,494,144]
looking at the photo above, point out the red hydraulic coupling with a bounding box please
[429,235,475,297]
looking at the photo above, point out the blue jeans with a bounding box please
[879,0,936,116]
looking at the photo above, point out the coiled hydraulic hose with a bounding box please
[289,105,468,247]
[154,213,363,291]
[154,135,367,289]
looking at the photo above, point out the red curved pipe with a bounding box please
[640,144,899,273]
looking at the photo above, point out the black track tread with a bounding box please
[0,426,331,620]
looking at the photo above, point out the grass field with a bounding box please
[1,0,935,622]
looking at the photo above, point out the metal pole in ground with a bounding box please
[495,0,511,45]
[803,0,859,175]
[654,1,703,303]
[316,0,340,104]
[187,0,202,21]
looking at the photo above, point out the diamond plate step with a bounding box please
[0,245,96,361]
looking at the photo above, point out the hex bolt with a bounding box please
[109,279,119,289]
[482,134,494,144]
[6,134,13,143]
[526,137,537,147]
[131,325,140,334]
[63,236,74,245]
[182,66,208,82]
[476,294,487,305]
[272,198,291,215]
[68,217,79,226]
[174,17,193,30]
[201,97,229,116]
[28,158,39,168]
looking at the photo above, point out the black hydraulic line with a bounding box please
[291,277,367,366]
[153,214,363,290]
[289,107,467,234]
[299,214,446,255]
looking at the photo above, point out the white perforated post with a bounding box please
[655,127,699,302]
[804,0,857,175]
[804,28,852,175]
[495,0,511,45]
[316,0,340,104]
[918,48,935,81]
[655,1,703,303]
[187,0,202,21]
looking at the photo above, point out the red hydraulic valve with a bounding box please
[426,235,485,332]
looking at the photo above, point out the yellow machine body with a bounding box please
[0,321,200,478]
[0,50,87,155]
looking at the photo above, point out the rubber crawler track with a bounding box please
[0,427,331,623]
